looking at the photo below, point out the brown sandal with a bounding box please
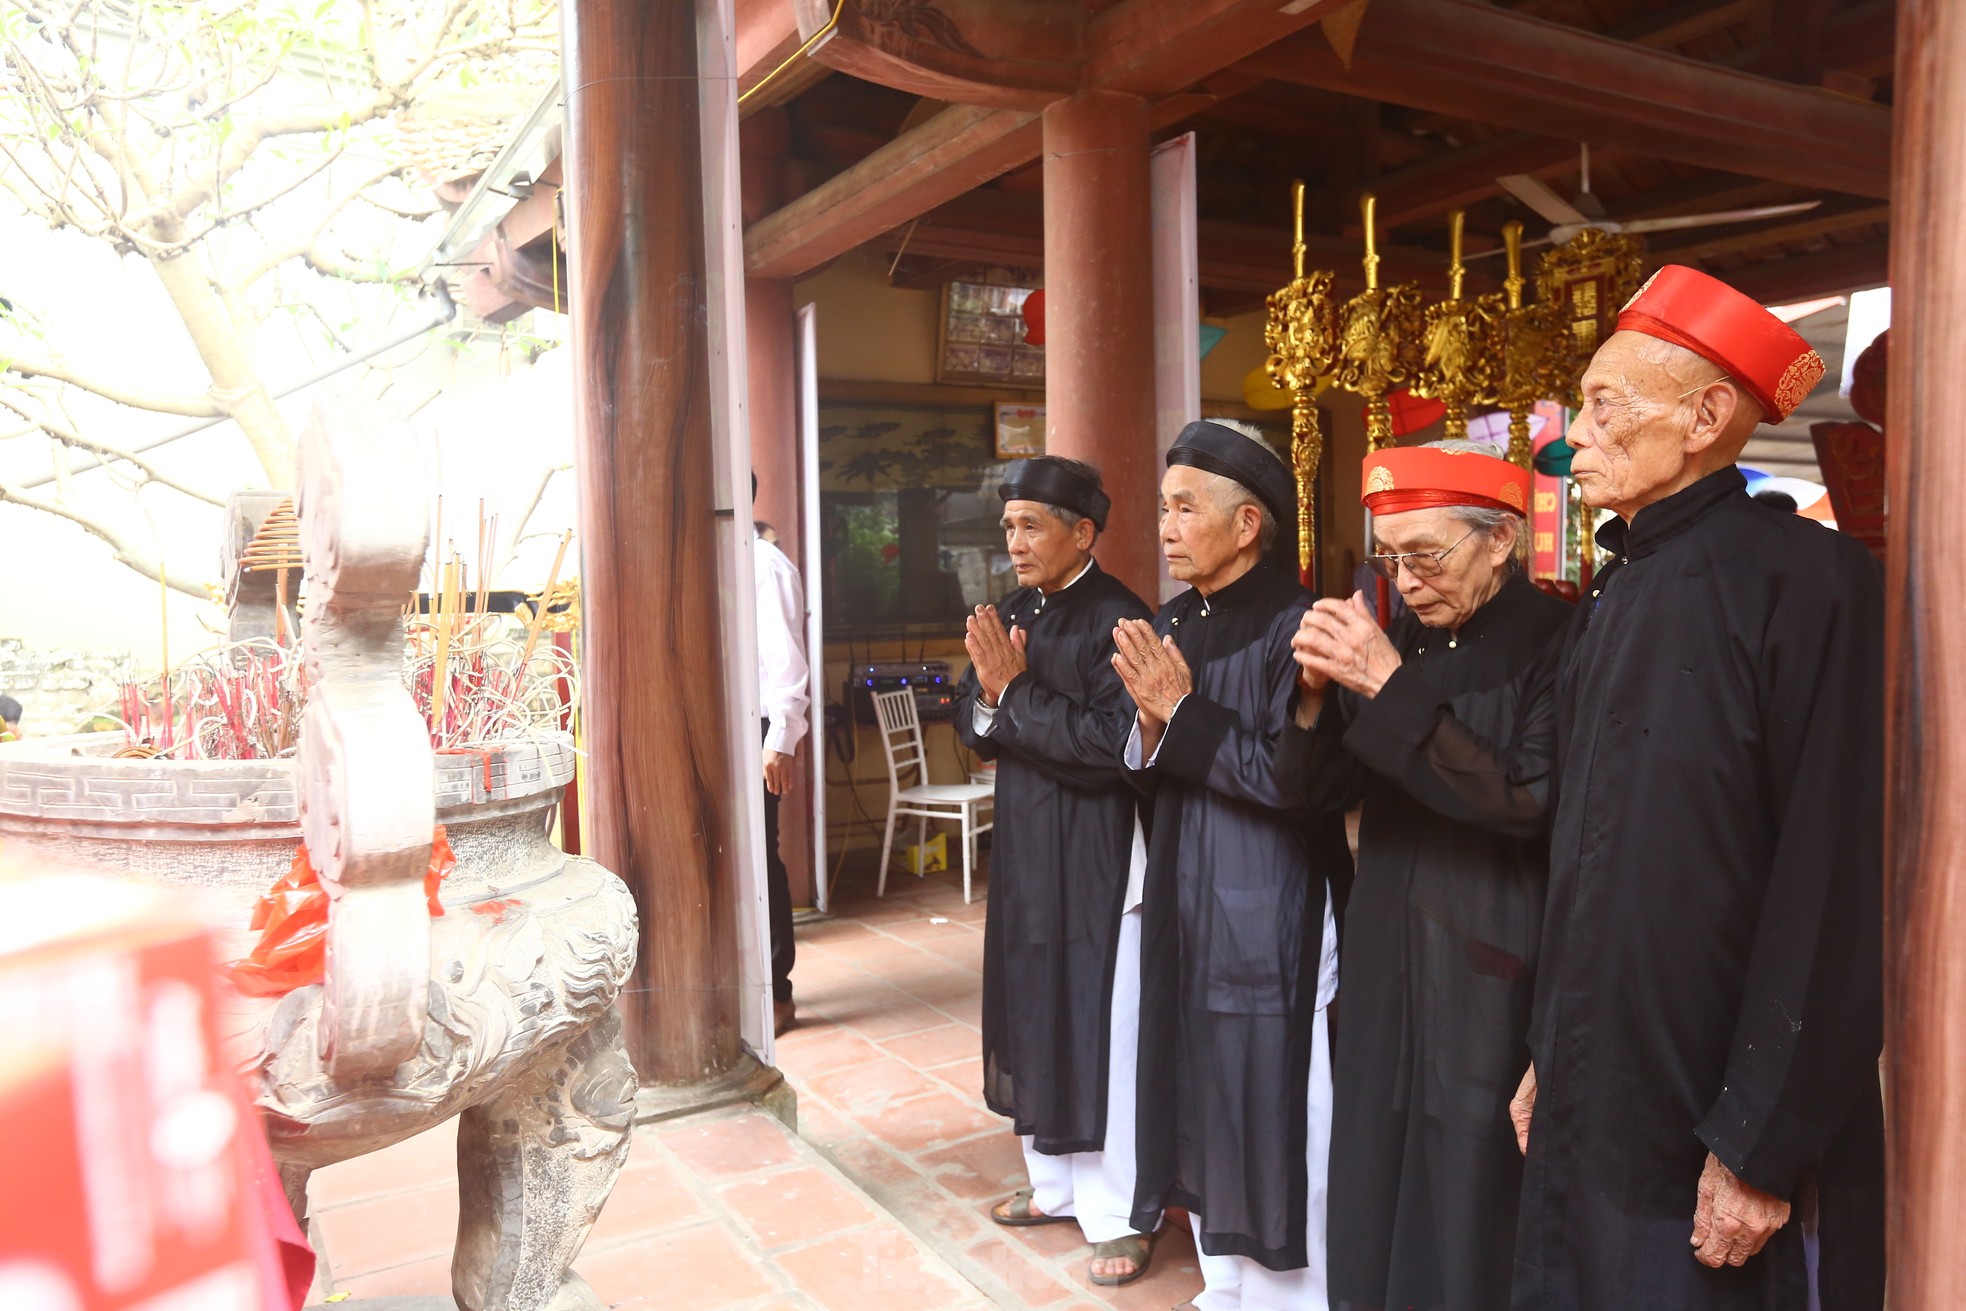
[1089,1232,1155,1286]
[990,1187,1072,1227]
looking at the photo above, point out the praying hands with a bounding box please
[1111,618,1192,757]
[1293,593,1403,702]
[965,605,1028,707]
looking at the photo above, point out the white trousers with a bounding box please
[1191,1003,1333,1311]
[1021,905,1149,1244]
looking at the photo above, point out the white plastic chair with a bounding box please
[871,688,995,903]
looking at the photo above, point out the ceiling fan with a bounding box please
[1471,144,1821,259]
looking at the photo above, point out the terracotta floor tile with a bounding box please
[720,1164,881,1250]
[879,1179,994,1250]
[576,1220,781,1310]
[926,1056,987,1103]
[807,1057,945,1117]
[307,1119,459,1209]
[916,1131,1027,1202]
[797,917,880,945]
[851,1092,999,1155]
[934,993,985,1031]
[583,1156,705,1250]
[785,1096,858,1151]
[817,1136,924,1191]
[773,1227,980,1311]
[773,1022,887,1076]
[876,916,982,943]
[828,995,950,1042]
[661,1111,801,1179]
[314,1180,459,1279]
[890,970,983,1011]
[877,1023,980,1071]
[960,1232,1080,1306]
[332,1252,454,1299]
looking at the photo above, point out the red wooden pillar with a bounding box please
[562,0,742,1084]
[1042,91,1159,602]
[1886,0,1966,1299]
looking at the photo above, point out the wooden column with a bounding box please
[1042,91,1159,602]
[563,0,741,1084]
[741,107,816,909]
[1887,0,1966,1299]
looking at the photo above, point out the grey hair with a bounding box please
[1422,438,1529,570]
[1199,419,1282,552]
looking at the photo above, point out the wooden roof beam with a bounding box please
[1234,0,1891,199]
[1718,240,1890,303]
[745,0,1354,278]
[1646,202,1892,265]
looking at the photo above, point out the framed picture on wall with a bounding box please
[939,280,1045,386]
[993,403,1045,459]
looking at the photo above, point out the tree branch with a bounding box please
[1,358,222,417]
[0,397,225,507]
[0,481,217,599]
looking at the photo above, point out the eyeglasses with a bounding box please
[1366,528,1477,581]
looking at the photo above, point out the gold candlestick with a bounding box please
[1334,192,1424,451]
[1264,179,1341,586]
[1494,219,1572,469]
[1412,210,1504,442]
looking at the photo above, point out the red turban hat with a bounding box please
[1362,446,1530,517]
[1614,265,1826,423]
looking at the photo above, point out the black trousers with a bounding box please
[763,723,796,1003]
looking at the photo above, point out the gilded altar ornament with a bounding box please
[1334,193,1425,452]
[1264,179,1341,584]
[1411,210,1505,442]
[1494,220,1574,469]
[1536,227,1645,404]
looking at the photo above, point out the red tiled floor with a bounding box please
[306,1118,458,1207]
[778,855,1205,1309]
[775,1227,978,1311]
[661,1111,802,1178]
[577,1221,782,1310]
[583,1157,706,1251]
[720,1164,880,1250]
[313,1179,458,1277]
[878,1022,980,1070]
[851,1092,998,1154]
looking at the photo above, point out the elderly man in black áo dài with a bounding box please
[953,456,1159,1287]
[1112,419,1351,1311]
[1296,265,1885,1310]
[1276,439,1571,1311]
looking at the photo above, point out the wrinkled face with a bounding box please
[1159,465,1259,591]
[1567,330,1728,519]
[1371,506,1515,631]
[1002,499,1094,594]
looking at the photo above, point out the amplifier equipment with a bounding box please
[847,661,956,724]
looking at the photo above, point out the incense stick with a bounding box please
[518,530,573,675]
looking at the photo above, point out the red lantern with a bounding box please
[1021,289,1046,346]
[1386,387,1446,437]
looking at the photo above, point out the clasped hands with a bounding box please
[965,605,1028,707]
[1292,592,1403,708]
[1110,619,1191,755]
[1509,1064,1791,1271]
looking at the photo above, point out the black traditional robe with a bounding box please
[1275,572,1572,1311]
[1123,559,1352,1270]
[954,561,1152,1154]
[1375,469,1885,1309]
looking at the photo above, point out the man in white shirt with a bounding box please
[754,476,810,1036]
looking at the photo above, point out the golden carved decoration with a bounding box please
[1536,228,1646,405]
[1494,221,1576,469]
[1264,180,1343,583]
[1411,210,1506,442]
[1333,193,1426,452]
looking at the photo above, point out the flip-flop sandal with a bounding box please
[1089,1232,1155,1286]
[990,1187,1072,1227]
